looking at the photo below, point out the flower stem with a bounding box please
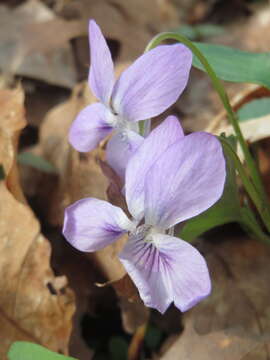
[220,136,270,233]
[139,119,151,137]
[240,206,270,244]
[145,32,270,232]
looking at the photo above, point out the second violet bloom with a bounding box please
[68,20,192,160]
[63,117,226,313]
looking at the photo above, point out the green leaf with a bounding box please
[237,98,270,122]
[180,135,242,241]
[174,24,225,40]
[192,42,270,89]
[18,152,57,174]
[8,342,77,360]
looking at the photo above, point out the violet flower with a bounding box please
[63,116,226,313]
[68,20,192,177]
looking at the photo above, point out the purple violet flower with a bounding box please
[68,20,192,177]
[63,116,226,313]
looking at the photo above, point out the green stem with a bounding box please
[139,119,151,137]
[220,136,270,233]
[240,206,270,244]
[145,32,268,208]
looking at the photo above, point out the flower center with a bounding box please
[106,104,138,133]
[132,224,165,243]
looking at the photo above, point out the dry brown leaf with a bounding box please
[0,185,74,356]
[225,116,270,144]
[234,5,270,53]
[203,84,270,202]
[0,0,180,88]
[206,85,270,136]
[0,0,79,88]
[204,85,270,172]
[179,237,270,360]
[161,318,268,360]
[60,0,178,63]
[0,87,75,358]
[0,86,26,202]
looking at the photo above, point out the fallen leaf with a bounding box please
[0,0,79,88]
[204,85,270,181]
[0,0,181,88]
[0,87,75,359]
[235,5,270,54]
[206,85,270,135]
[228,115,270,144]
[161,318,269,360]
[60,0,178,63]
[179,237,270,360]
[0,86,26,202]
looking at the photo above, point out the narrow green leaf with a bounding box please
[237,98,270,122]
[192,42,270,89]
[180,136,242,241]
[18,152,57,174]
[8,342,77,360]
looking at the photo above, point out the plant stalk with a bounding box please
[145,32,270,232]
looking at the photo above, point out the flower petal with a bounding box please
[69,103,112,152]
[106,130,143,179]
[119,233,211,313]
[112,44,192,122]
[125,116,184,220]
[63,198,134,252]
[88,20,115,105]
[144,132,226,229]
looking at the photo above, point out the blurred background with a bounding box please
[1,0,270,359]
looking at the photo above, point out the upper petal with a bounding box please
[119,233,211,313]
[144,132,226,229]
[125,116,184,220]
[63,198,134,252]
[106,130,143,180]
[88,20,115,105]
[112,44,192,122]
[69,103,113,152]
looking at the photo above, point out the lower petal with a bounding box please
[63,198,135,252]
[106,130,143,180]
[69,102,112,152]
[119,233,211,313]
